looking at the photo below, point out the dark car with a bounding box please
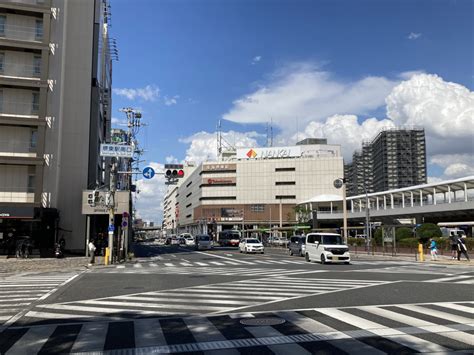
[288,235,306,257]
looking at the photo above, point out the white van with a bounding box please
[305,233,350,264]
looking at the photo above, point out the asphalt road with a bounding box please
[0,242,472,354]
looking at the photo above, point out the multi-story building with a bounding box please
[0,0,113,255]
[345,128,427,195]
[164,141,344,236]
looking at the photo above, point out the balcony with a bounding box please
[0,23,43,43]
[0,140,37,157]
[0,61,41,80]
[0,186,35,203]
[2,0,49,5]
[0,100,40,117]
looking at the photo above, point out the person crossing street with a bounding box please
[456,236,470,261]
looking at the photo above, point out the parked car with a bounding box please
[239,238,264,254]
[195,234,212,250]
[305,233,350,264]
[288,235,306,257]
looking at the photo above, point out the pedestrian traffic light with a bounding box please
[87,192,95,207]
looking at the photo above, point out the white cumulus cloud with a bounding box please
[134,162,167,223]
[407,32,422,40]
[113,85,160,101]
[164,95,179,106]
[430,154,474,179]
[222,63,399,132]
[251,55,262,65]
[180,131,263,164]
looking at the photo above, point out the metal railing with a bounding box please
[0,100,40,116]
[0,62,41,79]
[0,24,43,42]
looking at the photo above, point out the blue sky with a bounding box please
[110,0,473,221]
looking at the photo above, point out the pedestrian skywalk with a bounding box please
[24,277,388,321]
[0,273,79,327]
[1,301,472,354]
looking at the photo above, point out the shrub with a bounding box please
[398,238,420,248]
[373,229,383,245]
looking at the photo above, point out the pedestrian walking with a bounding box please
[429,238,438,261]
[88,239,97,265]
[456,236,470,261]
[449,234,458,259]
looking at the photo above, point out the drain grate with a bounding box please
[240,317,286,326]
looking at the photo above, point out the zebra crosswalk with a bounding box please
[1,301,472,354]
[0,273,79,327]
[107,258,416,271]
[24,277,388,321]
[425,274,474,284]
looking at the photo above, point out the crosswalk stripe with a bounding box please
[428,275,473,282]
[164,263,174,267]
[397,304,474,324]
[361,306,473,345]
[4,301,472,353]
[112,295,249,305]
[434,302,474,314]
[77,300,230,312]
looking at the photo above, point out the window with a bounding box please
[30,129,38,149]
[275,167,295,172]
[0,89,3,112]
[186,181,192,188]
[275,195,296,200]
[186,192,192,198]
[0,52,4,73]
[186,214,192,218]
[186,203,192,208]
[32,92,40,112]
[199,196,237,201]
[33,56,41,76]
[250,204,265,212]
[0,15,5,37]
[27,175,36,193]
[275,181,296,185]
[35,19,43,40]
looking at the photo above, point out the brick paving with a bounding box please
[0,257,97,276]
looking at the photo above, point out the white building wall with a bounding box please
[3,13,40,42]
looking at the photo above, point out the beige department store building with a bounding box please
[163,140,344,236]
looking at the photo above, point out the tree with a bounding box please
[293,205,310,224]
[416,223,442,242]
[396,227,413,241]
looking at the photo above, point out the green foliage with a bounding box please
[373,228,383,245]
[415,223,442,242]
[396,227,413,241]
[397,238,420,248]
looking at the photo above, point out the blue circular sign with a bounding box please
[142,166,155,179]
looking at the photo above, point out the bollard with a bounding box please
[105,247,109,266]
[418,243,424,262]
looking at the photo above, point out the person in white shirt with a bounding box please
[88,240,97,265]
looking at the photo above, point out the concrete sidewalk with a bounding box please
[350,250,472,266]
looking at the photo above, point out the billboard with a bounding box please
[203,177,236,185]
[202,163,237,172]
[236,146,302,160]
[81,191,130,215]
[100,144,133,158]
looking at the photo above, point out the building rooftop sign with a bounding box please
[237,145,341,160]
[100,144,133,158]
[237,146,302,160]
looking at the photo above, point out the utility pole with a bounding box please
[107,159,117,264]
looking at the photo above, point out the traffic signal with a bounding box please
[164,164,185,178]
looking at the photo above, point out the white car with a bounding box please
[180,233,195,246]
[305,233,350,264]
[239,238,264,254]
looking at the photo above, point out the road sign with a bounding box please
[108,224,115,232]
[100,144,133,158]
[122,221,128,228]
[333,178,344,189]
[142,166,155,179]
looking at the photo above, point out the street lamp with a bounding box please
[333,178,348,244]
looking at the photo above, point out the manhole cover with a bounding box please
[240,318,286,326]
